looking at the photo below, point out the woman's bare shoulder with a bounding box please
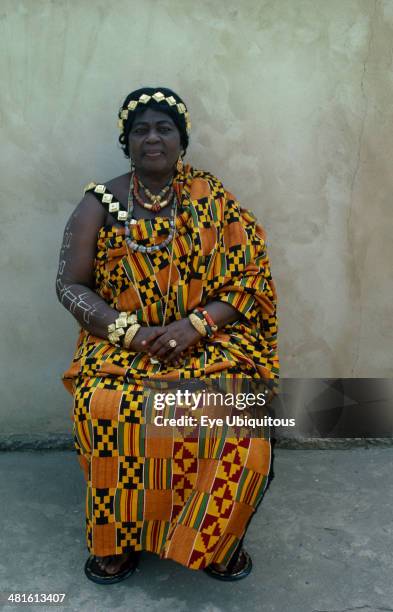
[69,185,107,226]
[75,172,129,219]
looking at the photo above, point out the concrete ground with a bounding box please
[0,448,392,612]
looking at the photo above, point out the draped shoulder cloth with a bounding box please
[63,165,279,389]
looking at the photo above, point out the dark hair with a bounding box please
[118,87,190,158]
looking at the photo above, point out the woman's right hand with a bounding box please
[128,326,167,353]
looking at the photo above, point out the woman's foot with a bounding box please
[93,553,132,574]
[84,551,140,584]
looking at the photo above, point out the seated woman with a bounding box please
[56,86,279,584]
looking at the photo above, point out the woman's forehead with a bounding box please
[132,107,176,125]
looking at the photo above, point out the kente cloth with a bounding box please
[63,165,279,569]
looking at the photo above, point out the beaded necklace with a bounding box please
[133,183,174,212]
[124,172,177,254]
[123,170,183,364]
[135,175,172,211]
[124,176,178,363]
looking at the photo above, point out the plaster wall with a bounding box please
[0,0,392,433]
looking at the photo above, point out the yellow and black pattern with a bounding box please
[64,165,279,569]
[64,165,278,385]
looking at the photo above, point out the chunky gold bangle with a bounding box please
[123,323,141,349]
[188,312,207,337]
[108,312,138,347]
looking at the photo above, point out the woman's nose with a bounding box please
[145,129,160,142]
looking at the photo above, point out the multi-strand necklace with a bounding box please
[134,174,173,212]
[124,171,177,254]
[123,171,178,363]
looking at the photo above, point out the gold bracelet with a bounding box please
[123,323,141,349]
[108,312,138,347]
[188,313,207,337]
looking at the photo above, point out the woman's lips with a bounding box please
[144,151,163,158]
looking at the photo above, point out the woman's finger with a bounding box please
[156,343,177,359]
[165,347,184,364]
[157,338,186,361]
[170,359,183,368]
[143,328,167,346]
[148,335,173,357]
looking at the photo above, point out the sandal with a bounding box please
[84,552,140,585]
[204,549,252,581]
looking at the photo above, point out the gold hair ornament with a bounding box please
[118,91,191,136]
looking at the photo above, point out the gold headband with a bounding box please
[118,91,191,136]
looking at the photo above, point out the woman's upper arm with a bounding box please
[56,193,106,289]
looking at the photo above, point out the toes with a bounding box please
[93,554,129,575]
[94,557,108,571]
[103,562,118,574]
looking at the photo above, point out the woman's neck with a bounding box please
[133,169,174,193]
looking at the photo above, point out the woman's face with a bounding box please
[128,107,182,177]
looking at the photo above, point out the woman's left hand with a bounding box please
[144,318,202,364]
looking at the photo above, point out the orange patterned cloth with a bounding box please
[63,166,279,569]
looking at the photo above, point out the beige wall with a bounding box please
[1,0,392,434]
